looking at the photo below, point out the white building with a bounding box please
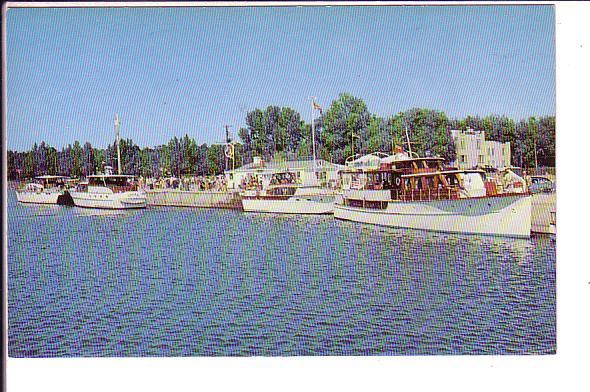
[451,129,511,169]
[225,156,344,190]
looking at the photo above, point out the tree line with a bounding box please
[7,137,245,180]
[7,92,555,180]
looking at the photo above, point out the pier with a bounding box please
[531,193,556,234]
[145,189,242,209]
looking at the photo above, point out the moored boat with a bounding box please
[232,156,341,215]
[334,149,532,238]
[241,183,335,214]
[15,175,75,205]
[70,115,146,210]
[70,168,147,210]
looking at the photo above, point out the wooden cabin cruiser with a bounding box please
[15,175,75,205]
[240,169,336,214]
[70,167,146,210]
[334,150,532,238]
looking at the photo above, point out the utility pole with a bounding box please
[533,138,538,173]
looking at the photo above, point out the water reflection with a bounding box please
[8,192,555,357]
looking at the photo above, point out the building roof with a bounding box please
[227,159,343,174]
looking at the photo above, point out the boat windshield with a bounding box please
[89,176,133,186]
[270,172,299,186]
[36,177,66,188]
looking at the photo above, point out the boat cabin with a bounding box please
[22,176,68,192]
[36,175,67,188]
[340,153,494,208]
[87,175,138,193]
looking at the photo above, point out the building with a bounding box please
[224,156,344,190]
[451,129,511,169]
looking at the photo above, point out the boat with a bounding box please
[70,115,147,210]
[240,168,336,214]
[238,99,340,214]
[334,148,532,238]
[70,168,147,209]
[15,175,75,205]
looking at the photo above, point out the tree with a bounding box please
[82,142,95,176]
[318,93,370,163]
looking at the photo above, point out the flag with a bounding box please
[312,101,322,114]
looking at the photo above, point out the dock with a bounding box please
[531,193,556,234]
[145,189,242,209]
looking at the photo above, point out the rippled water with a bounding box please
[7,192,555,357]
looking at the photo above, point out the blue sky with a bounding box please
[6,5,555,151]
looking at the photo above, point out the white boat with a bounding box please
[238,100,340,215]
[15,175,74,205]
[241,184,335,214]
[70,115,146,210]
[70,171,147,210]
[334,150,532,238]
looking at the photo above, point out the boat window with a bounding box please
[271,186,296,196]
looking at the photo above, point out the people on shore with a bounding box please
[140,174,229,192]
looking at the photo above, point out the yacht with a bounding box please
[241,182,335,215]
[240,168,336,214]
[70,167,146,209]
[334,148,532,238]
[70,115,146,210]
[15,175,74,205]
[240,99,338,214]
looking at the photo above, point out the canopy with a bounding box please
[347,154,383,168]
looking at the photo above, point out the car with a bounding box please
[530,175,555,193]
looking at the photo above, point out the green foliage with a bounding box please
[318,93,370,163]
[7,94,556,179]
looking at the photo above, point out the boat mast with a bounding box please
[115,114,122,175]
[311,97,317,173]
[404,125,413,156]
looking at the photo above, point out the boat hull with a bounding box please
[334,194,532,238]
[242,196,334,214]
[16,190,64,205]
[70,190,147,209]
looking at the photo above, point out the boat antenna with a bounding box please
[115,114,122,175]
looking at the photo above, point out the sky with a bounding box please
[6,5,555,151]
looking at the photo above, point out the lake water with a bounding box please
[7,191,556,357]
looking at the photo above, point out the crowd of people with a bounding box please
[139,175,229,192]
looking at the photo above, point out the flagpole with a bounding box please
[115,114,122,175]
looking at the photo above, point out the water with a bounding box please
[7,192,556,357]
